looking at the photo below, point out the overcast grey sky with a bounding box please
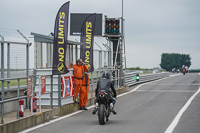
[0,0,199,69]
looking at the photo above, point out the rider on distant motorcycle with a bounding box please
[182,65,186,71]
[92,72,117,115]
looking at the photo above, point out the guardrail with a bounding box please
[0,77,28,124]
[0,75,54,124]
[124,72,169,87]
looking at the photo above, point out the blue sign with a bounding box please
[66,78,70,94]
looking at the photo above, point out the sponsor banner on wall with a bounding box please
[41,76,46,95]
[80,14,96,72]
[27,77,33,98]
[52,2,70,75]
[62,76,73,97]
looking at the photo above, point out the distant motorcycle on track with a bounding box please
[182,69,186,75]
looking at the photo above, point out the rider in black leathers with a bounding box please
[92,72,117,115]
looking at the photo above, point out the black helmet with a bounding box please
[102,72,110,79]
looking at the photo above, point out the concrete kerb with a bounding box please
[0,86,129,133]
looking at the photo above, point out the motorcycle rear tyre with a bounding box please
[98,104,106,125]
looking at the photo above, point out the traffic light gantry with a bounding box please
[105,18,120,35]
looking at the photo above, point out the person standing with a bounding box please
[73,59,88,104]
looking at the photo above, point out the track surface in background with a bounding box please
[25,73,200,133]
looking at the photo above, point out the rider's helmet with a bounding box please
[102,72,110,79]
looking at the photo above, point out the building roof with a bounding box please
[31,32,84,45]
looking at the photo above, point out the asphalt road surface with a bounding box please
[23,73,200,133]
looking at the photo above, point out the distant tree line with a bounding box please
[160,53,191,71]
[127,67,153,71]
[190,69,200,73]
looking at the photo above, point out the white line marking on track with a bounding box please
[164,86,200,133]
[145,84,200,86]
[19,110,83,133]
[20,77,169,133]
[117,77,169,98]
[169,74,182,77]
[134,90,196,93]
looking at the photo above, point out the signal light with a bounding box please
[115,29,119,33]
[105,29,109,33]
[115,19,120,34]
[105,19,109,34]
[104,18,120,35]
[115,20,119,24]
[110,20,114,24]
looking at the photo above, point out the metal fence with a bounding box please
[0,30,31,124]
[124,72,169,87]
[0,77,28,124]
[0,30,30,78]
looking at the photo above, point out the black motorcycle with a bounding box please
[96,90,111,125]
[182,69,186,75]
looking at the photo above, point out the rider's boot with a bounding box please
[112,110,117,115]
[110,103,117,115]
[92,103,98,115]
[92,108,98,115]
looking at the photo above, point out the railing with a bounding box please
[33,75,54,110]
[0,77,28,124]
[0,75,53,124]
[124,72,169,87]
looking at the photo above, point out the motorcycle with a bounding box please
[96,90,111,125]
[182,69,186,75]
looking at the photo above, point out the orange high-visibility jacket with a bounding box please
[82,74,89,86]
[73,64,88,85]
[82,64,89,73]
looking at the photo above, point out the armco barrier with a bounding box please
[124,72,169,87]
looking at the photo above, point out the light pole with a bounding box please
[122,0,123,35]
[122,0,126,70]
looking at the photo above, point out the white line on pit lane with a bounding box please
[134,90,196,93]
[169,74,182,77]
[165,86,200,133]
[117,77,169,97]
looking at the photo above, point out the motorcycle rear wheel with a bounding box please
[98,104,106,125]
